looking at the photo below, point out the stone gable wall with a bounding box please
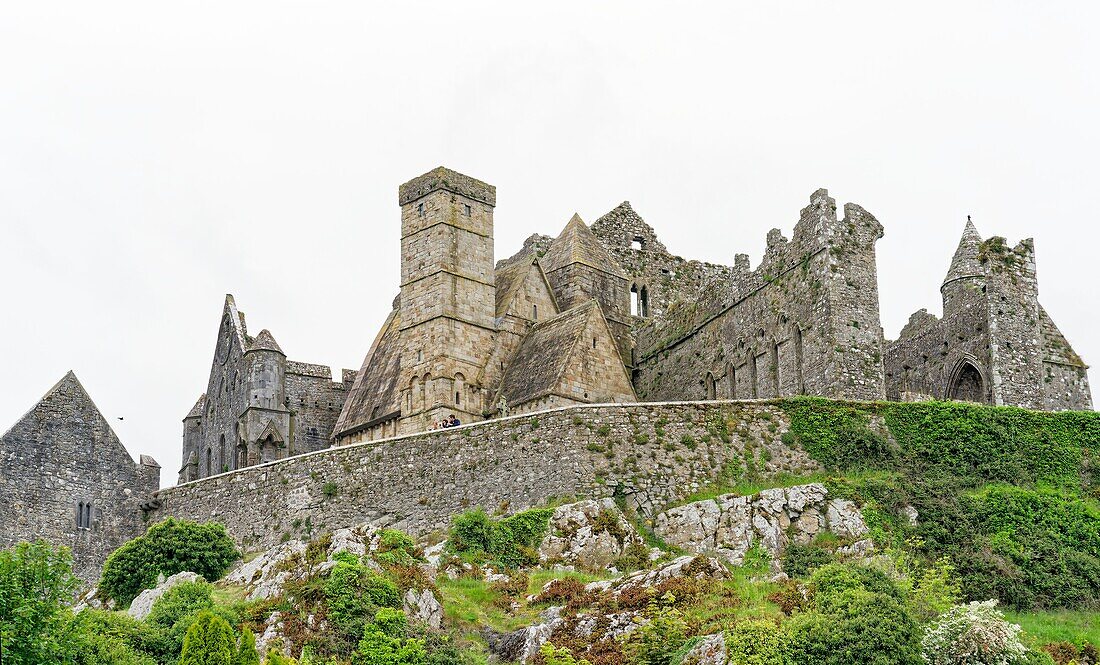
[150,401,819,554]
[0,379,159,585]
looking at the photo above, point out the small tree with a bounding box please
[179,611,236,665]
[921,600,1028,665]
[0,541,80,665]
[233,627,260,665]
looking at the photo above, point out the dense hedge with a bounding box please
[778,397,1100,610]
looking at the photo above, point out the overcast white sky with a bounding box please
[1,2,1096,486]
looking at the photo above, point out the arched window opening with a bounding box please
[454,373,465,407]
[630,284,640,316]
[533,304,538,320]
[237,443,248,469]
[705,373,717,400]
[948,361,986,404]
[727,364,737,399]
[412,376,422,411]
[206,448,213,477]
[640,286,649,318]
[77,502,85,529]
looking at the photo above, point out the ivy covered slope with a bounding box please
[780,397,1100,610]
[0,397,1098,665]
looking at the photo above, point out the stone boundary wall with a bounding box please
[150,400,819,553]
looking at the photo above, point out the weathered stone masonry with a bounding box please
[150,400,818,553]
[0,373,160,584]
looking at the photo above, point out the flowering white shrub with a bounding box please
[921,600,1028,665]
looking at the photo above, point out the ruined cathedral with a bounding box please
[177,167,1093,482]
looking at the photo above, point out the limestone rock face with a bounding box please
[127,571,201,620]
[223,523,384,601]
[224,540,308,601]
[584,554,730,598]
[653,483,872,569]
[539,499,644,570]
[679,633,728,665]
[403,588,444,629]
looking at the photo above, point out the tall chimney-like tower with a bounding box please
[396,167,497,432]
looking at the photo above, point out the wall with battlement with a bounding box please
[149,400,819,554]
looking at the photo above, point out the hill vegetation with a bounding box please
[0,398,1097,664]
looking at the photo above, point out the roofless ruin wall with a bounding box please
[150,401,819,553]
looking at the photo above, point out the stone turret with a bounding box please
[941,219,986,318]
[240,329,291,466]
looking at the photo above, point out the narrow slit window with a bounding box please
[417,203,424,217]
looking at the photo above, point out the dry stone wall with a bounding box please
[150,401,819,554]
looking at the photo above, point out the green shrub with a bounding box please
[786,589,921,665]
[0,541,80,665]
[724,620,787,665]
[233,628,261,665]
[99,518,239,605]
[179,610,236,665]
[354,608,427,664]
[448,507,553,568]
[66,609,162,665]
[324,557,402,645]
[784,563,922,665]
[780,544,834,578]
[622,596,689,665]
[540,643,593,665]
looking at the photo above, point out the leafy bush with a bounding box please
[781,398,1100,611]
[68,609,167,664]
[780,544,834,578]
[179,610,236,665]
[622,595,689,665]
[785,563,922,665]
[920,600,1028,665]
[354,608,427,664]
[540,642,594,665]
[0,540,80,665]
[448,507,553,568]
[724,619,787,665]
[324,556,402,645]
[99,518,239,605]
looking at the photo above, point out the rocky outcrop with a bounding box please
[584,554,730,598]
[679,633,728,665]
[127,571,201,620]
[653,484,872,569]
[404,588,444,629]
[539,499,646,571]
[223,524,384,601]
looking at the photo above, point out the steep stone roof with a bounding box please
[1039,305,1087,368]
[333,308,404,437]
[943,220,985,287]
[497,301,598,407]
[542,214,628,279]
[246,329,285,355]
[494,257,557,318]
[184,394,206,420]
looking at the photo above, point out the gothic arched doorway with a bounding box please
[947,361,986,404]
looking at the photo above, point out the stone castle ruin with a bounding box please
[1,166,1091,580]
[178,167,1092,482]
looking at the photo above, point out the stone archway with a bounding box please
[947,360,986,404]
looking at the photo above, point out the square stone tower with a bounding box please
[397,167,497,432]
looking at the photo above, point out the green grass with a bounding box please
[436,576,540,634]
[1004,610,1100,648]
